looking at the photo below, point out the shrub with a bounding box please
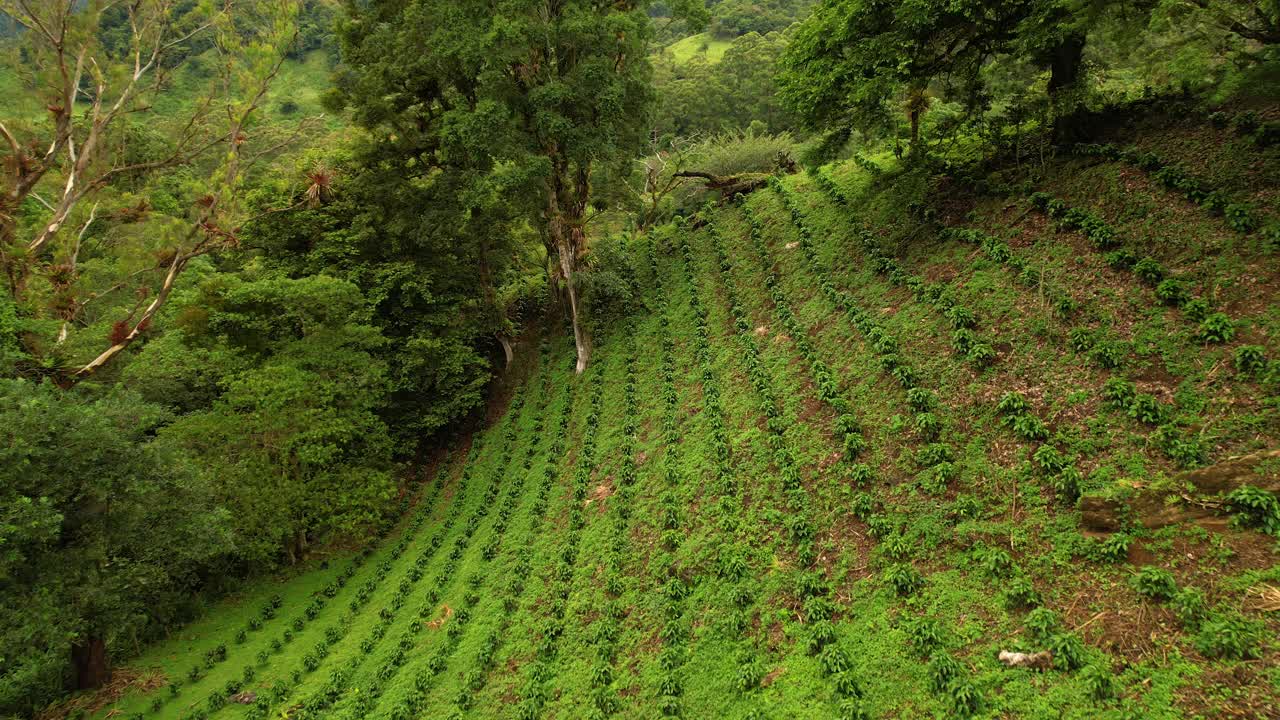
[967,342,996,367]
[1171,587,1208,629]
[975,547,1013,578]
[1127,394,1162,425]
[903,616,944,656]
[1051,467,1083,503]
[1223,486,1280,535]
[951,328,976,354]
[1182,297,1211,322]
[885,563,924,596]
[1154,279,1188,306]
[819,645,852,676]
[1225,204,1258,233]
[1131,566,1177,600]
[997,392,1030,416]
[927,653,962,693]
[1010,414,1049,441]
[1081,663,1116,701]
[1234,110,1261,133]
[1104,249,1136,270]
[906,388,936,412]
[1048,633,1086,670]
[1002,576,1041,609]
[1024,607,1060,642]
[734,656,765,692]
[1083,340,1121,370]
[836,699,870,720]
[946,679,982,717]
[1133,257,1166,285]
[1068,328,1094,352]
[1032,445,1069,474]
[848,463,874,486]
[946,306,975,329]
[1198,313,1234,343]
[1158,428,1207,469]
[1090,530,1131,563]
[1195,613,1264,659]
[914,412,942,441]
[1233,345,1266,374]
[916,443,953,466]
[1100,376,1131,409]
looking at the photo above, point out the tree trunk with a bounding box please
[71,635,109,690]
[556,231,589,373]
[909,109,920,151]
[497,335,514,368]
[546,155,591,374]
[1047,33,1086,95]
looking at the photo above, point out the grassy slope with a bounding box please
[94,118,1279,720]
[665,33,733,64]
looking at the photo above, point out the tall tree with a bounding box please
[331,0,693,372]
[0,380,227,705]
[777,0,1112,150]
[0,0,304,382]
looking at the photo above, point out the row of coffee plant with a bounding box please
[994,392,1087,503]
[1208,108,1280,149]
[449,349,579,715]
[367,372,552,720]
[673,224,770,709]
[773,174,1110,709]
[1129,566,1266,660]
[159,444,467,719]
[702,210,869,719]
[1072,142,1278,242]
[943,226,1218,468]
[1028,191,1240,343]
[251,380,533,720]
[762,180,1003,713]
[513,364,608,720]
[774,176,960,492]
[649,239,692,717]
[739,204,872,478]
[801,176,998,366]
[581,332,642,718]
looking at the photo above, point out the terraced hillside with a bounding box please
[95,122,1278,720]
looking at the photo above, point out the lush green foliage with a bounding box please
[4,0,1280,717]
[0,381,226,713]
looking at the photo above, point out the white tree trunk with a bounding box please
[556,233,589,373]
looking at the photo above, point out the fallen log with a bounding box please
[674,170,773,199]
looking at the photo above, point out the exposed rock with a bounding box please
[1079,495,1122,533]
[231,691,257,704]
[1181,448,1280,494]
[998,650,1053,670]
[1079,448,1279,533]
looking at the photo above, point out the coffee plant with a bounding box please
[1194,612,1264,659]
[1233,345,1267,374]
[1198,312,1235,343]
[709,203,866,713]
[1223,486,1280,536]
[1076,143,1271,238]
[1131,566,1178,600]
[515,361,608,720]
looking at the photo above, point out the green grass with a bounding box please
[664,33,733,64]
[89,118,1280,720]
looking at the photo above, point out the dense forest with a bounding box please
[1,0,1278,718]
